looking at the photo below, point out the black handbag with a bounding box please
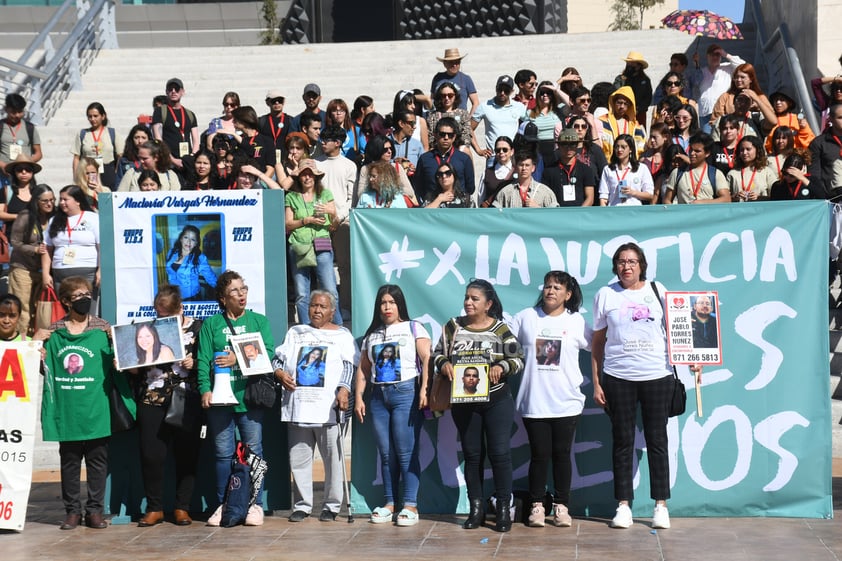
[164,384,202,432]
[244,374,279,409]
[109,379,136,433]
[651,281,688,417]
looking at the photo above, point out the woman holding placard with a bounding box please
[432,279,523,532]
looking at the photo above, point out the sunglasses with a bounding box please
[572,124,588,130]
[16,167,34,173]
[166,86,181,92]
[576,97,591,103]
[495,147,510,153]
[223,102,238,108]
[436,170,453,178]
[402,120,417,127]
[665,81,681,87]
[438,131,456,139]
[269,97,285,104]
[538,91,553,97]
[383,146,393,152]
[439,93,455,99]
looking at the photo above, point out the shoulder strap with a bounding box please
[109,127,117,162]
[79,128,87,146]
[707,164,718,187]
[650,281,679,379]
[158,105,168,125]
[25,121,35,149]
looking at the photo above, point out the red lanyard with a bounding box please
[690,164,707,198]
[90,126,104,155]
[559,161,576,182]
[66,212,84,245]
[268,114,285,143]
[615,165,630,183]
[434,147,454,166]
[6,121,21,141]
[741,168,757,193]
[832,135,842,158]
[788,180,803,199]
[722,146,736,169]
[648,158,663,177]
[167,106,186,139]
[774,155,783,178]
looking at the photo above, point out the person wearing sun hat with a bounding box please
[430,48,479,115]
[1,93,42,189]
[613,51,652,125]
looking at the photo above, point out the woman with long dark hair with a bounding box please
[355,284,430,526]
[0,153,39,233]
[598,134,654,206]
[71,102,123,189]
[134,322,176,366]
[426,81,473,158]
[117,139,181,191]
[424,162,473,208]
[116,124,151,187]
[568,115,608,182]
[391,90,430,151]
[767,125,796,179]
[479,136,515,206]
[432,279,524,532]
[165,225,218,301]
[727,136,776,201]
[671,104,700,151]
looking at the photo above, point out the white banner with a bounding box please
[0,341,43,531]
[110,191,267,322]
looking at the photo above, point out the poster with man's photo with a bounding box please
[294,345,327,387]
[450,349,489,404]
[664,291,723,365]
[372,342,402,383]
[112,316,185,370]
[229,333,273,376]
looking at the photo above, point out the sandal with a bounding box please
[395,508,419,527]
[370,506,393,524]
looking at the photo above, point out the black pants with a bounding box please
[523,415,579,505]
[602,373,673,502]
[60,437,110,515]
[137,402,201,511]
[451,387,514,502]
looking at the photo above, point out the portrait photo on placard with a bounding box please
[229,333,273,376]
[64,352,85,375]
[112,316,185,370]
[535,337,562,366]
[153,213,225,303]
[295,345,327,387]
[372,342,402,383]
[690,293,718,349]
[451,363,489,402]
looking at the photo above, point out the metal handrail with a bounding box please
[745,0,820,133]
[0,0,117,125]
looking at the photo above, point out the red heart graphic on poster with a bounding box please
[673,297,685,307]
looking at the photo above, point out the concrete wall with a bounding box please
[567,0,678,34]
[757,0,819,79]
[818,0,842,75]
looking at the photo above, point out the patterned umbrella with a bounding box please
[661,9,744,40]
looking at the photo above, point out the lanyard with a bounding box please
[740,168,757,193]
[774,155,783,178]
[789,180,803,199]
[66,211,85,245]
[90,126,105,156]
[6,121,21,142]
[268,114,285,143]
[690,164,707,198]
[722,145,736,169]
[559,161,576,182]
[518,182,530,205]
[832,135,842,158]
[434,147,454,166]
[167,105,186,139]
[615,165,631,183]
[648,158,663,177]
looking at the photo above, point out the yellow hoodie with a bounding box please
[599,85,647,159]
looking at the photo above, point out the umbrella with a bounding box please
[661,9,743,41]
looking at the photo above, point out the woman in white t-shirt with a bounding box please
[355,284,430,527]
[41,185,100,304]
[512,271,591,529]
[598,134,655,206]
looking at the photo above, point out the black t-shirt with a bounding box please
[769,179,819,200]
[258,112,291,150]
[153,104,198,157]
[241,133,278,172]
[542,158,597,206]
[711,142,737,175]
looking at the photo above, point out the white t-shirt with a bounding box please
[592,281,671,381]
[44,211,100,270]
[362,320,429,384]
[599,163,654,206]
[275,324,359,425]
[511,306,591,418]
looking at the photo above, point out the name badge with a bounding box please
[179,142,190,157]
[275,149,282,164]
[562,184,575,201]
[8,144,22,160]
[94,156,104,173]
[62,247,77,266]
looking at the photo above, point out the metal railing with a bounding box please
[0,0,117,125]
[745,0,820,134]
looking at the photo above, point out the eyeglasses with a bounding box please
[438,131,456,139]
[572,124,588,130]
[616,259,640,267]
[39,198,56,204]
[71,291,92,300]
[665,81,681,87]
[166,86,181,92]
[269,97,285,104]
[383,146,393,152]
[16,167,34,173]
[439,93,455,99]
[223,102,238,108]
[576,97,591,104]
[435,170,453,178]
[227,286,249,296]
[402,120,417,127]
[304,93,319,100]
[494,147,510,153]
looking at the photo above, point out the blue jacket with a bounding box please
[413,148,475,202]
[165,251,218,300]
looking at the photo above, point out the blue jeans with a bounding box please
[206,407,265,506]
[288,247,342,325]
[370,379,422,507]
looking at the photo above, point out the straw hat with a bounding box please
[5,153,42,176]
[291,159,324,177]
[437,48,466,62]
[623,51,649,69]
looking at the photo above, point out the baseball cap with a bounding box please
[303,83,321,96]
[496,75,515,91]
[166,78,183,91]
[265,89,284,100]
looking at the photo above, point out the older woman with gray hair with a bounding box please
[274,289,359,522]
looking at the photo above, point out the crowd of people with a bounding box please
[0,42,835,533]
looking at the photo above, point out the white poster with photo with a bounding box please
[110,191,266,322]
[664,291,723,365]
[0,341,43,531]
[229,333,273,376]
[112,316,186,371]
[450,349,490,404]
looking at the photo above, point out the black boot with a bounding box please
[463,498,485,529]
[495,496,512,533]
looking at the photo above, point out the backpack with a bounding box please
[79,127,118,163]
[674,164,719,191]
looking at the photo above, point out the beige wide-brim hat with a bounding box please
[5,153,42,176]
[623,51,649,69]
[437,48,466,62]
[291,159,324,177]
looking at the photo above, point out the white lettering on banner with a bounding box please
[381,229,799,288]
[754,412,810,492]
[734,301,797,390]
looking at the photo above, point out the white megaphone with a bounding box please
[211,352,239,406]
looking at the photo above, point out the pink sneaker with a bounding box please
[245,504,265,526]
[206,505,223,527]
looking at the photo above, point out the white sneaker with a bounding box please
[527,503,545,527]
[611,504,633,528]
[552,504,572,527]
[206,505,223,527]
[245,504,265,526]
[652,504,670,529]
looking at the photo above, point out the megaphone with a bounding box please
[211,352,238,406]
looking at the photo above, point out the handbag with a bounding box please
[244,373,278,409]
[651,282,687,417]
[313,236,332,253]
[35,286,65,330]
[428,374,452,412]
[0,228,9,264]
[109,373,136,433]
[290,243,316,268]
[164,384,202,432]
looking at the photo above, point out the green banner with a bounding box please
[350,201,831,518]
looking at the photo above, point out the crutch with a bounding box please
[335,404,354,523]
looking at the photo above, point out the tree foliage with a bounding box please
[609,0,666,31]
[260,0,282,45]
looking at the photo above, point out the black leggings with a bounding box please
[523,415,579,505]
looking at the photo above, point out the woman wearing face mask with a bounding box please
[38,276,116,530]
[41,185,100,309]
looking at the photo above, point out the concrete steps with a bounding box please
[35,29,698,189]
